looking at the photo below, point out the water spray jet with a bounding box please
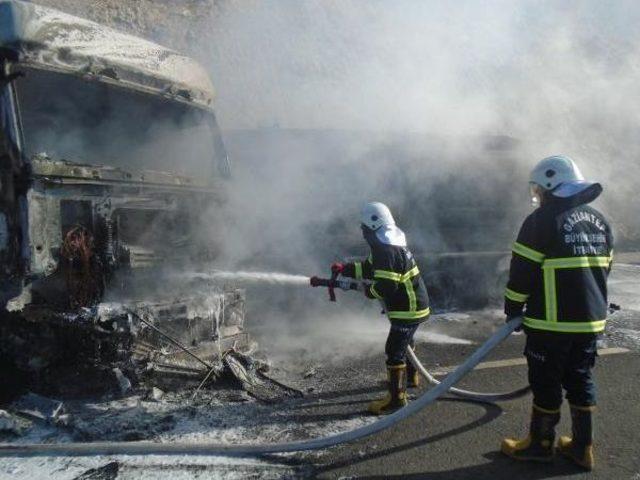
[177,270,310,286]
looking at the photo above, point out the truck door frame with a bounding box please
[0,58,30,295]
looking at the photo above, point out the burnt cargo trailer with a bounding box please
[0,0,249,397]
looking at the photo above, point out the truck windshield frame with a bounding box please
[0,66,21,154]
[12,65,223,180]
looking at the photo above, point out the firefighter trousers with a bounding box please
[524,330,598,411]
[385,322,420,366]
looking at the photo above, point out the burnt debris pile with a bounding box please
[0,286,253,398]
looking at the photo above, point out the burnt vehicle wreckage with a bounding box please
[0,1,531,403]
[0,0,264,398]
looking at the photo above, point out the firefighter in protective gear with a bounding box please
[501,155,613,470]
[331,202,430,415]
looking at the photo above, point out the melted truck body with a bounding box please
[0,0,248,396]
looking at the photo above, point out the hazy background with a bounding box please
[32,0,640,259]
[31,0,640,356]
[196,0,640,268]
[193,0,640,354]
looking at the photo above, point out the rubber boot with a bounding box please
[501,405,560,462]
[407,361,420,388]
[368,364,408,415]
[557,405,595,470]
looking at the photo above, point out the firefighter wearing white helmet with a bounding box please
[501,155,614,470]
[528,155,592,206]
[330,201,431,415]
[360,202,395,230]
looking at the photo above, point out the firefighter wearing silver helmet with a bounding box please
[331,202,431,415]
[501,155,614,470]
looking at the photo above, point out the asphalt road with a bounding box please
[300,325,640,479]
[2,267,638,479]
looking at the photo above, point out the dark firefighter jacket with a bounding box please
[505,183,613,334]
[342,232,430,324]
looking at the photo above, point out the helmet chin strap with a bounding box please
[361,224,378,245]
[530,183,542,207]
[530,196,540,208]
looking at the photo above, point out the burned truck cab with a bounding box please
[0,1,248,395]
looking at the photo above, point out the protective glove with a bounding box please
[506,315,522,332]
[331,262,344,274]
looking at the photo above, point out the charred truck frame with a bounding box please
[0,0,249,396]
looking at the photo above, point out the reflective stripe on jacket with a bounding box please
[343,244,430,324]
[504,185,613,334]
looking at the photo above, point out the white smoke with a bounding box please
[35,1,640,358]
[194,1,640,268]
[175,1,640,358]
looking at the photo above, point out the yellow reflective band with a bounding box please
[404,278,417,311]
[542,256,613,269]
[569,404,597,412]
[354,262,363,280]
[387,308,431,320]
[544,268,558,322]
[512,242,545,263]
[369,283,384,300]
[374,270,403,282]
[374,267,420,283]
[505,288,529,303]
[540,256,612,323]
[523,317,606,333]
[388,364,406,370]
[401,266,420,282]
[366,254,373,264]
[533,404,561,414]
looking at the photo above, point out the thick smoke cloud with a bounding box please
[23,1,639,361]
[176,1,640,355]
[197,1,640,272]
[29,0,636,351]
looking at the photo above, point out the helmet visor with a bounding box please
[552,180,597,198]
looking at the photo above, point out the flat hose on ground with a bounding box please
[406,344,530,403]
[0,317,523,458]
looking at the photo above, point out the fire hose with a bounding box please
[406,346,530,402]
[311,275,530,402]
[0,317,522,458]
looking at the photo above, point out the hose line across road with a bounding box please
[407,344,531,403]
[0,317,523,458]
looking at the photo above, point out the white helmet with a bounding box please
[361,202,395,231]
[530,155,596,199]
